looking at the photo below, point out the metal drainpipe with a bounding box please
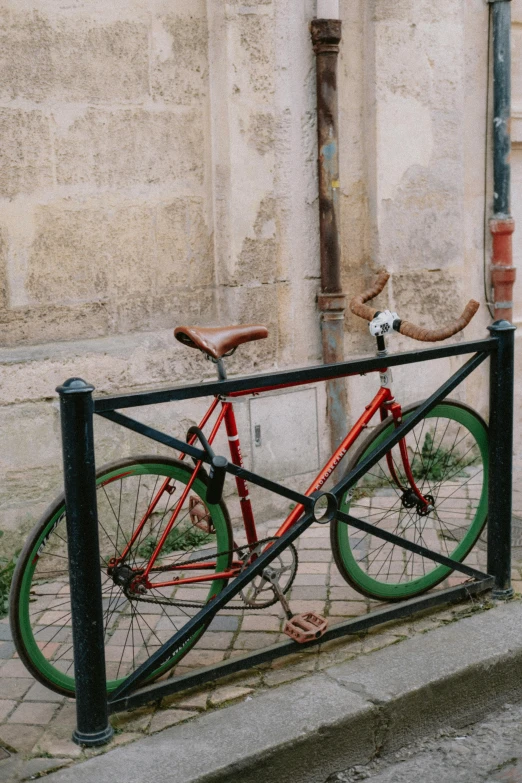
[311,17,348,453]
[490,0,516,322]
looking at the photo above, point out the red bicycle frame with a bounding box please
[107,366,428,591]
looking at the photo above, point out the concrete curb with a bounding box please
[43,601,522,783]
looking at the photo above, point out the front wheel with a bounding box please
[331,401,489,601]
[10,456,233,697]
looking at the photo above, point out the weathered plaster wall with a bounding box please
[0,0,509,556]
[0,0,327,557]
[339,0,492,423]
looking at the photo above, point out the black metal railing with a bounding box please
[56,321,515,745]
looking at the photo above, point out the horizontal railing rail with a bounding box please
[94,337,496,412]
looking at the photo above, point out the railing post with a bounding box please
[57,378,113,746]
[487,321,516,599]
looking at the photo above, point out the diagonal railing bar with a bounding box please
[97,410,313,508]
[94,338,495,413]
[330,351,489,499]
[336,510,488,580]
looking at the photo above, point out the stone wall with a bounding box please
[0,0,514,557]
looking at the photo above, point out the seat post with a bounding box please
[215,358,227,381]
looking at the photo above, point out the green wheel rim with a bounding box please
[334,403,489,600]
[16,462,231,695]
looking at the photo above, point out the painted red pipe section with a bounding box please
[491,217,516,322]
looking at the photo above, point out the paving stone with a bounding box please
[0,754,72,782]
[34,733,83,758]
[0,659,30,678]
[0,642,15,659]
[240,615,281,632]
[31,626,71,642]
[293,574,328,586]
[194,632,235,651]
[0,623,12,641]
[24,682,66,703]
[302,527,335,538]
[20,756,72,779]
[290,586,328,600]
[149,708,199,734]
[175,692,209,711]
[0,678,33,700]
[362,632,404,654]
[297,550,332,562]
[298,537,331,549]
[8,701,58,725]
[207,615,240,632]
[233,632,280,651]
[0,724,45,754]
[112,706,154,733]
[329,601,368,617]
[329,585,367,600]
[209,686,253,706]
[263,667,307,687]
[0,700,16,721]
[181,649,226,667]
[297,562,329,574]
[48,703,78,733]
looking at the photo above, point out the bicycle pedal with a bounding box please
[283,612,328,644]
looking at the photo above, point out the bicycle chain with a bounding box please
[124,538,298,611]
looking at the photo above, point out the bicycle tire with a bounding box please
[330,401,488,601]
[10,456,233,697]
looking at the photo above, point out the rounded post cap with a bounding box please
[56,377,95,395]
[488,320,517,333]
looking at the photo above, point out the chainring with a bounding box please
[238,538,298,609]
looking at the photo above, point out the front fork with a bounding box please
[379,368,431,512]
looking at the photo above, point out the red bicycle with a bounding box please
[10,271,488,696]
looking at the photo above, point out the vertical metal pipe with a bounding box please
[490,0,516,321]
[487,321,516,598]
[57,378,113,746]
[311,18,348,452]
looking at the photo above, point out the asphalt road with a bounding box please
[327,699,522,783]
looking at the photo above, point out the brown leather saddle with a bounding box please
[174,324,268,360]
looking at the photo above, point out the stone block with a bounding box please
[0,108,53,199]
[151,15,208,106]
[149,709,198,734]
[209,686,253,707]
[17,200,216,338]
[0,10,149,103]
[7,701,58,725]
[236,13,274,98]
[25,202,151,304]
[0,301,110,348]
[155,199,214,289]
[55,108,205,189]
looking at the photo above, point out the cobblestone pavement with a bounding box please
[1,479,521,782]
[327,699,522,783]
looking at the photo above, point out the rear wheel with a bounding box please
[331,401,488,601]
[10,456,233,697]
